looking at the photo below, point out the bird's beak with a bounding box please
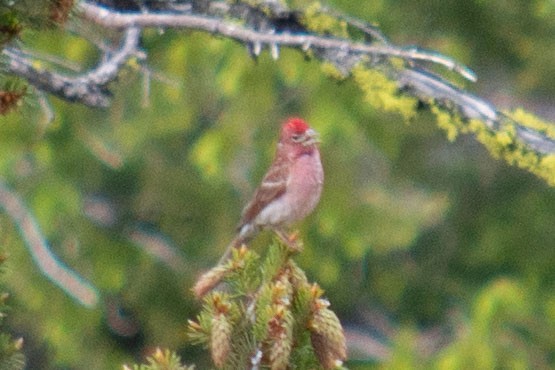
[302,128,320,146]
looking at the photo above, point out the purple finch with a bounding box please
[219,117,323,263]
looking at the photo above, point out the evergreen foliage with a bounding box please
[188,243,346,369]
[125,348,194,370]
[0,0,71,115]
[0,255,24,370]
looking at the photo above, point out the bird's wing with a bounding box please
[238,157,289,228]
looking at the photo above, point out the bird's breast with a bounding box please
[285,150,323,222]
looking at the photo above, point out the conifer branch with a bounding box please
[189,242,347,369]
[0,261,25,369]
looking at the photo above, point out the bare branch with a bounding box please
[399,68,555,155]
[5,1,555,176]
[78,2,475,81]
[0,180,99,308]
[3,27,141,107]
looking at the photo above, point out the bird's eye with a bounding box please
[291,134,303,142]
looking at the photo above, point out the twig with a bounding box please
[3,27,141,108]
[14,46,83,72]
[0,180,99,308]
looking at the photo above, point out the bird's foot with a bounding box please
[274,229,303,253]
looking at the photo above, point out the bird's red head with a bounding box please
[281,117,318,145]
[283,117,310,135]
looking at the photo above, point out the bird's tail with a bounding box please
[192,234,247,298]
[216,233,245,266]
[217,223,257,265]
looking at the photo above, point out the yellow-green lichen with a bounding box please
[504,148,539,170]
[301,2,348,37]
[467,119,506,159]
[506,109,555,185]
[539,154,555,172]
[465,118,555,185]
[241,0,287,17]
[495,127,516,148]
[411,98,555,185]
[537,155,555,185]
[509,108,555,139]
[431,105,464,141]
[320,61,346,80]
[352,65,417,121]
[530,155,555,186]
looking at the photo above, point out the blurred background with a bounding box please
[0,0,553,368]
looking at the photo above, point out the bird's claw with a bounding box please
[288,230,299,242]
[275,229,303,253]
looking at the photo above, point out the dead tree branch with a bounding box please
[73,1,555,159]
[4,1,555,167]
[3,26,141,108]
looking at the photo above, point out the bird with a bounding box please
[218,117,324,264]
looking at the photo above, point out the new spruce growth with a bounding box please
[124,348,194,370]
[0,253,25,370]
[188,242,347,369]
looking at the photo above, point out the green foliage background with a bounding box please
[0,0,554,368]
